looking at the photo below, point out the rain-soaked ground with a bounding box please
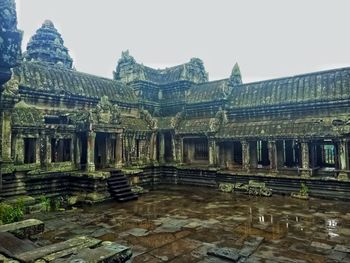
[31,186,350,262]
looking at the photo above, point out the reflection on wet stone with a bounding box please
[28,186,350,262]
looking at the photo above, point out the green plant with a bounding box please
[50,197,63,211]
[39,195,51,212]
[0,198,25,224]
[300,183,309,196]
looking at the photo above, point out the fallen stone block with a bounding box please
[0,232,38,258]
[310,241,333,250]
[334,244,350,253]
[240,236,264,258]
[51,242,132,263]
[15,236,101,262]
[207,247,241,262]
[0,219,44,238]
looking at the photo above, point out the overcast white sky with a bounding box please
[16,0,350,83]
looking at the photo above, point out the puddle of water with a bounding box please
[30,186,350,262]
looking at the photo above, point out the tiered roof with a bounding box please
[13,62,137,104]
[186,79,231,104]
[24,20,73,69]
[228,67,350,109]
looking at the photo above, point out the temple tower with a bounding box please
[24,20,73,69]
[0,0,22,192]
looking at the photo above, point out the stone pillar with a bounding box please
[1,111,12,162]
[242,140,250,172]
[171,133,176,162]
[300,141,310,177]
[159,133,165,163]
[115,133,123,167]
[338,139,349,180]
[276,140,285,169]
[249,141,258,169]
[44,135,52,168]
[75,134,81,169]
[87,131,96,172]
[175,136,183,163]
[35,137,41,164]
[208,138,216,166]
[14,135,24,164]
[268,140,277,173]
[153,132,158,162]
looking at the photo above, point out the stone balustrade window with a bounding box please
[51,138,71,162]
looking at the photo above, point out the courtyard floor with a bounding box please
[32,186,350,262]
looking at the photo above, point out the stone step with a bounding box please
[0,219,44,238]
[118,195,138,202]
[108,170,138,202]
[108,179,128,185]
[111,186,132,193]
[108,183,129,189]
[112,191,135,198]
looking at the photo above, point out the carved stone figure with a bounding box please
[2,74,19,96]
[170,111,184,130]
[111,104,121,124]
[95,96,112,124]
[141,109,157,130]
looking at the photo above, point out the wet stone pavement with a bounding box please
[31,186,350,262]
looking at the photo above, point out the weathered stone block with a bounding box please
[15,236,101,262]
[0,219,44,238]
[207,247,241,262]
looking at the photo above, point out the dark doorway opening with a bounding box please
[24,138,36,164]
[164,132,173,162]
[257,140,270,167]
[95,133,108,170]
[80,132,87,169]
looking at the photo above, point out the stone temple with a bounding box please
[1,17,350,200]
[1,1,350,262]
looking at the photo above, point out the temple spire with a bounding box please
[24,20,73,69]
[229,62,242,86]
[0,0,23,84]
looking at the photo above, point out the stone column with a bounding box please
[300,141,310,177]
[276,140,285,169]
[249,141,258,169]
[115,133,123,167]
[268,140,277,173]
[75,134,81,169]
[14,135,24,164]
[171,133,176,162]
[159,133,165,163]
[35,137,41,164]
[87,131,96,172]
[44,134,52,168]
[148,132,155,162]
[175,136,183,163]
[208,138,217,166]
[1,111,12,162]
[338,139,349,180]
[242,140,250,172]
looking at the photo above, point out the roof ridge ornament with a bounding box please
[229,62,242,86]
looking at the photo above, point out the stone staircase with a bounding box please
[107,170,138,202]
